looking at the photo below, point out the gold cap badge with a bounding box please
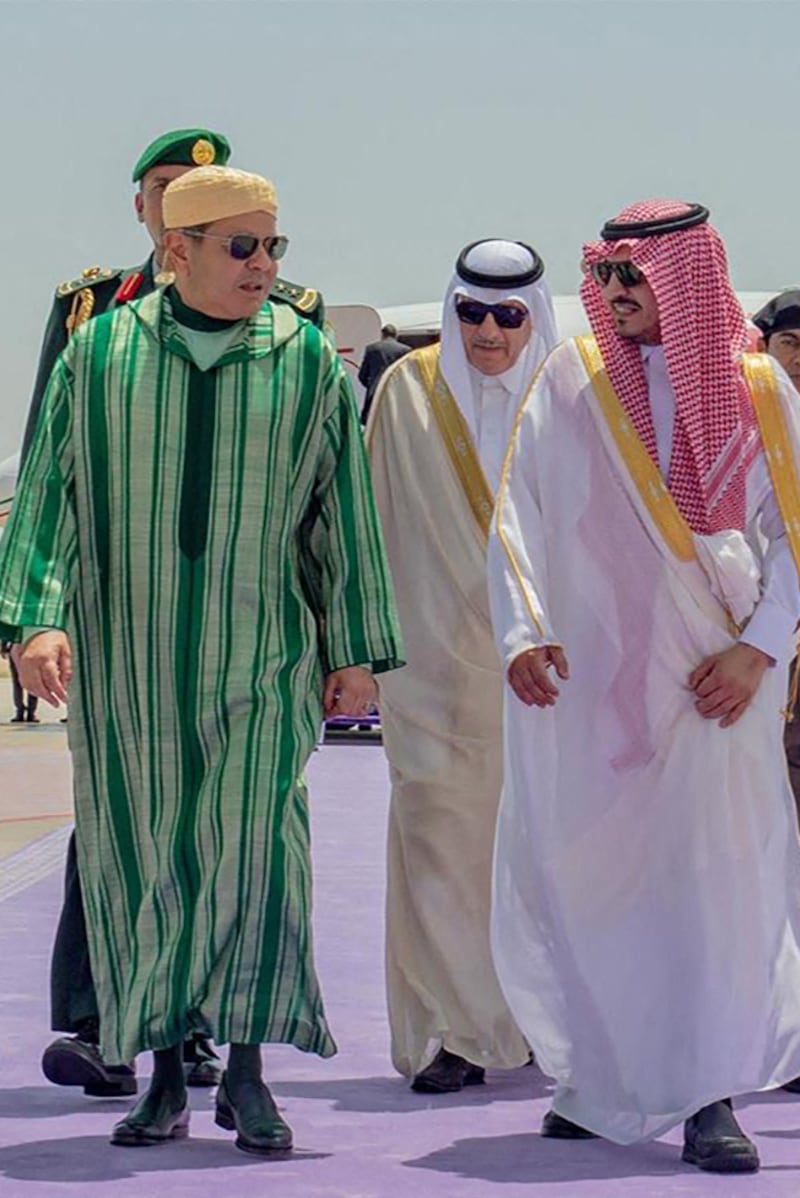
[191,138,216,166]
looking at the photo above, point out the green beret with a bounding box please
[132,128,231,183]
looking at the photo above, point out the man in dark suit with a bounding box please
[359,324,410,425]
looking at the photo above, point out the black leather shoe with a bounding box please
[111,1087,190,1146]
[85,1065,139,1098]
[183,1035,222,1087]
[682,1100,759,1173]
[215,1072,293,1155]
[41,1035,137,1097]
[541,1109,598,1139]
[782,1075,800,1093]
[411,1048,486,1093]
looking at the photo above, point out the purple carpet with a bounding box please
[2,741,800,1196]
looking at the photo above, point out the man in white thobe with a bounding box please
[367,240,558,1092]
[489,200,800,1174]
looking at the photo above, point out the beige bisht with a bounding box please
[366,344,529,1077]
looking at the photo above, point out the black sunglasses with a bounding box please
[590,260,645,288]
[455,299,529,330]
[182,230,289,262]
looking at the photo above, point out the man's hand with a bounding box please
[16,631,72,708]
[688,642,771,729]
[508,646,570,708]
[323,666,377,717]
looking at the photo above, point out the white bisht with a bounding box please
[488,336,800,1143]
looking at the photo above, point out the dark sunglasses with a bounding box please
[182,230,289,262]
[455,299,529,330]
[590,260,645,288]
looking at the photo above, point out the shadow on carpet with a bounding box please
[272,1065,553,1113]
[0,1134,329,1184]
[404,1131,691,1184]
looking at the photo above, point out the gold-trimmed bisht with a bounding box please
[414,343,495,541]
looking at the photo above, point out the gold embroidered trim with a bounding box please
[65,287,95,337]
[295,287,319,313]
[494,361,549,638]
[576,335,696,562]
[743,353,800,719]
[743,354,800,579]
[415,344,495,542]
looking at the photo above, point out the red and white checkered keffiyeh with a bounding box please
[581,199,759,534]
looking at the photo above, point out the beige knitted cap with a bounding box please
[163,165,278,229]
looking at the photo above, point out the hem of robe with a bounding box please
[102,1018,337,1066]
[552,1059,800,1145]
[392,1027,530,1079]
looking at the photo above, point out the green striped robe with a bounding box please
[0,290,403,1063]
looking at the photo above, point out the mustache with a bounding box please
[612,299,641,312]
[472,337,505,348]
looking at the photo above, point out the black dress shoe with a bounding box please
[782,1075,800,1093]
[682,1100,759,1174]
[111,1087,190,1146]
[541,1109,598,1139]
[215,1072,293,1155]
[85,1064,139,1098]
[183,1035,222,1087]
[411,1048,486,1094]
[41,1035,137,1097]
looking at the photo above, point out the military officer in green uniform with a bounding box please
[29,126,326,1101]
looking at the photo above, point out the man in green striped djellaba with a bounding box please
[0,165,403,1153]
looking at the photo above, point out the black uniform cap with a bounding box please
[752,290,800,338]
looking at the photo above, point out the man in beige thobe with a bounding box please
[366,240,558,1091]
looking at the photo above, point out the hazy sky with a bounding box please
[0,0,797,456]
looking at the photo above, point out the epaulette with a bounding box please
[56,265,122,299]
[272,276,320,315]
